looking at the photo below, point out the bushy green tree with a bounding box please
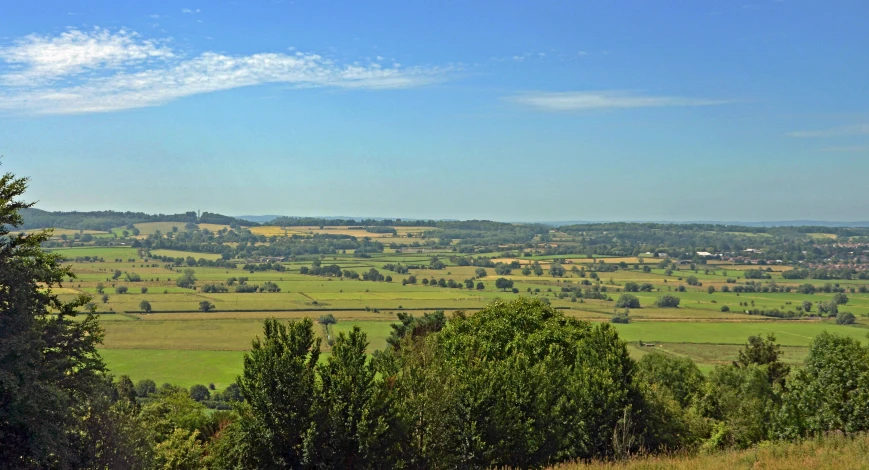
[775,332,869,438]
[654,295,681,308]
[615,294,641,309]
[0,170,107,468]
[637,352,705,408]
[303,327,394,468]
[233,318,321,468]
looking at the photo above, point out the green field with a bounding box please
[46,243,869,387]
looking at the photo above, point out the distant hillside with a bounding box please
[20,209,256,232]
[544,220,869,228]
[236,215,284,223]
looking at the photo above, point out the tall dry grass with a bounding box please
[551,433,869,470]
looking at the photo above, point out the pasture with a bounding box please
[47,240,869,388]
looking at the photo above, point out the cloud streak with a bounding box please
[787,124,869,138]
[507,91,730,111]
[0,27,446,115]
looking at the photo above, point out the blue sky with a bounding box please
[1,1,867,221]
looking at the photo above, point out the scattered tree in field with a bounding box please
[189,384,210,402]
[96,282,105,294]
[495,277,514,291]
[198,301,215,312]
[802,300,813,312]
[139,300,152,313]
[707,285,716,294]
[832,293,849,305]
[476,282,485,290]
[836,312,856,325]
[549,263,566,277]
[475,268,487,278]
[654,295,681,308]
[116,285,129,294]
[135,379,157,398]
[176,269,197,288]
[615,294,641,309]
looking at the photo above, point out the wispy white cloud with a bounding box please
[507,91,730,111]
[0,27,173,86]
[787,124,869,138]
[0,27,447,115]
[181,8,200,14]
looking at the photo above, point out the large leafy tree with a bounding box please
[0,170,106,468]
[234,318,321,468]
[304,326,394,469]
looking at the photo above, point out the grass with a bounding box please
[553,432,869,469]
[611,321,869,346]
[50,246,869,388]
[100,349,245,390]
[100,318,393,351]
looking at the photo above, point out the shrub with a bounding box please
[115,285,128,294]
[836,312,856,325]
[189,384,211,402]
[615,294,641,309]
[654,295,681,308]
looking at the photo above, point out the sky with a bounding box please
[0,0,867,222]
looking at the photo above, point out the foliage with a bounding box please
[654,295,681,308]
[615,294,641,309]
[0,170,107,468]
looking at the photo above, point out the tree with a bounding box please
[476,282,485,290]
[96,282,105,294]
[135,379,157,398]
[654,295,681,308]
[802,300,813,312]
[116,285,128,294]
[139,300,152,313]
[832,293,849,305]
[776,332,869,438]
[549,263,565,277]
[0,169,106,467]
[495,277,514,291]
[234,318,321,468]
[637,352,704,408]
[737,334,790,387]
[303,327,393,467]
[176,269,197,289]
[836,312,856,325]
[707,285,716,294]
[615,294,641,309]
[189,384,210,402]
[198,301,215,312]
[475,268,487,278]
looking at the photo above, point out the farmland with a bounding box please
[40,219,869,388]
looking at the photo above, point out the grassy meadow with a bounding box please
[47,229,869,389]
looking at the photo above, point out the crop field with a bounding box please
[47,232,869,388]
